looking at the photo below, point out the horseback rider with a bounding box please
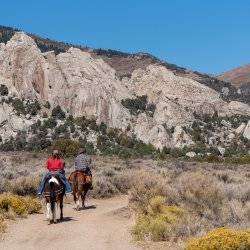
[74,147,93,189]
[37,150,72,195]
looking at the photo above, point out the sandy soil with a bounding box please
[0,196,141,250]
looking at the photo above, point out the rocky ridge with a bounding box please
[0,28,249,153]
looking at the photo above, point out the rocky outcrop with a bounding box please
[0,102,34,140]
[235,123,246,134]
[186,151,196,158]
[171,126,194,148]
[0,32,250,149]
[243,120,250,140]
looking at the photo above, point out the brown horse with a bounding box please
[68,171,91,210]
[44,175,65,224]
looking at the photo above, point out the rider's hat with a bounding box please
[52,149,59,156]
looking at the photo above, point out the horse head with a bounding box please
[48,176,60,186]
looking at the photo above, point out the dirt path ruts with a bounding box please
[0,196,141,250]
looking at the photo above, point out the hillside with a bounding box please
[1,25,248,103]
[218,64,250,88]
[0,25,250,157]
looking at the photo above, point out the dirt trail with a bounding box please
[0,196,141,250]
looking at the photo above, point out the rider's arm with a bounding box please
[89,157,92,165]
[61,160,65,170]
[46,159,50,170]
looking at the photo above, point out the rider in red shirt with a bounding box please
[47,157,64,171]
[37,150,72,195]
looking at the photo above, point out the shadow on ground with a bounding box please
[74,204,97,211]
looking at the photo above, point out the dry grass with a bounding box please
[128,159,250,244]
[132,196,185,241]
[0,215,7,233]
[0,193,42,217]
[0,193,42,234]
[0,152,249,246]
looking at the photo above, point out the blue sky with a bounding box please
[1,0,250,74]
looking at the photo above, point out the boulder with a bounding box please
[235,123,246,134]
[186,151,196,158]
[217,146,226,156]
[25,114,31,120]
[228,133,235,140]
[171,126,194,148]
[221,120,231,127]
[243,120,250,140]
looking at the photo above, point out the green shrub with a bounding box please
[134,141,156,156]
[0,84,8,96]
[91,176,119,198]
[12,98,26,115]
[204,154,223,163]
[132,196,185,241]
[170,148,185,158]
[225,155,250,164]
[52,138,80,157]
[185,228,250,250]
[88,119,98,131]
[99,122,107,134]
[0,137,15,151]
[177,173,225,220]
[129,171,168,212]
[44,101,51,109]
[121,95,156,116]
[107,127,119,139]
[118,148,132,159]
[74,116,88,131]
[0,193,42,216]
[10,176,40,196]
[26,100,41,116]
[54,124,68,135]
[85,142,96,155]
[43,117,57,129]
[26,135,51,151]
[51,105,65,119]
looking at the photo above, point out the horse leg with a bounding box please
[81,189,88,208]
[73,184,77,208]
[46,202,51,221]
[60,198,63,220]
[53,203,57,223]
[76,190,81,211]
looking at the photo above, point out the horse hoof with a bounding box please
[53,220,57,224]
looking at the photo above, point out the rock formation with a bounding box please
[0,31,250,149]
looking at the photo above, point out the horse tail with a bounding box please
[49,181,56,214]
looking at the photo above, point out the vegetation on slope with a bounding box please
[121,95,156,117]
[128,164,250,245]
[0,193,42,233]
[185,228,250,250]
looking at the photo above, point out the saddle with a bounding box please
[68,170,92,185]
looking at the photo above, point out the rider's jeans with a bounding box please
[37,170,72,195]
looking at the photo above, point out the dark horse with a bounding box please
[44,174,65,224]
[68,171,91,210]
